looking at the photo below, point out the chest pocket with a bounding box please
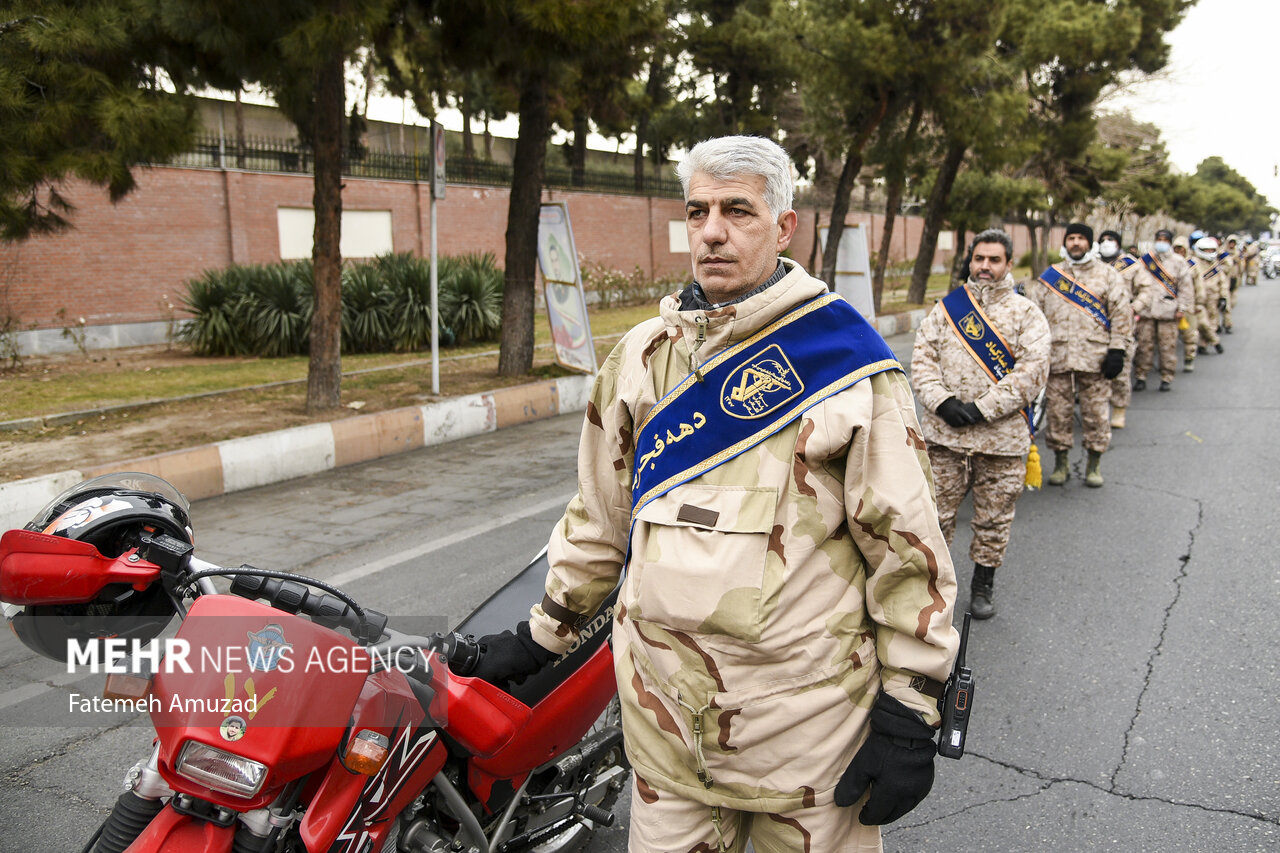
[630,484,777,643]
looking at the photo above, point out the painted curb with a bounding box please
[0,374,595,532]
[0,308,928,531]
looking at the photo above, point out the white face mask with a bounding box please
[1099,240,1119,258]
[1154,241,1172,254]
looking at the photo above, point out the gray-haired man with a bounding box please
[469,136,958,852]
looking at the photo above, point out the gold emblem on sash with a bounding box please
[721,344,803,420]
[959,310,985,341]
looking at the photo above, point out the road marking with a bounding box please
[326,491,576,587]
[1185,431,1203,443]
[0,669,98,711]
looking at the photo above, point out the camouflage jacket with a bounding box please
[1026,258,1132,374]
[529,260,959,812]
[1182,257,1209,310]
[911,274,1051,456]
[1199,256,1231,303]
[1126,251,1195,321]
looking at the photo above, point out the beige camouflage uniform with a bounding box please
[1199,256,1228,347]
[529,260,959,852]
[1025,257,1132,453]
[1108,255,1140,409]
[1174,246,1205,369]
[1220,246,1238,329]
[1244,242,1261,285]
[910,274,1050,569]
[1127,251,1195,386]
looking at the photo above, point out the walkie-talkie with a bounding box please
[937,611,974,759]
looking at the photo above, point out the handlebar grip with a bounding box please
[438,632,482,676]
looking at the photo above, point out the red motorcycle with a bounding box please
[0,473,626,853]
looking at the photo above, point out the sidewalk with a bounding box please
[0,308,926,530]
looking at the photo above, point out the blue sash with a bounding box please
[1141,253,1178,299]
[631,293,899,519]
[940,285,1033,434]
[1038,266,1111,331]
[1112,256,1136,272]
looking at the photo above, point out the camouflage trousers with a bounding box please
[1110,336,1136,408]
[1223,286,1235,329]
[1199,304,1220,348]
[928,445,1026,569]
[1180,313,1198,365]
[627,775,881,853]
[1134,318,1180,384]
[1044,370,1112,453]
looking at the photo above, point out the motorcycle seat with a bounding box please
[455,547,618,708]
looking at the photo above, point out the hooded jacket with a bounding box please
[529,259,959,811]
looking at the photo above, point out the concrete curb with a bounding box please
[0,374,594,531]
[0,308,927,530]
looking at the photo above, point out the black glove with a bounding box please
[1101,348,1126,380]
[935,397,976,428]
[835,691,936,825]
[467,621,556,688]
[958,401,984,424]
[1218,297,1228,312]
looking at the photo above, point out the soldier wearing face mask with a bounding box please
[1025,223,1131,488]
[1098,230,1137,428]
[1125,228,1195,393]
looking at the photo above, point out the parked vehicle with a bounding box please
[1262,245,1279,280]
[0,473,625,853]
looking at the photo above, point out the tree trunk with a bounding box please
[571,108,587,188]
[950,227,968,287]
[461,89,475,161]
[872,100,922,311]
[305,50,345,413]
[907,140,967,304]
[1023,213,1039,274]
[872,178,903,312]
[233,89,246,169]
[634,114,649,194]
[820,149,864,285]
[498,72,550,377]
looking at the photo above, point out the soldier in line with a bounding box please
[1098,229,1138,428]
[1171,235,1205,374]
[1243,238,1261,286]
[1026,223,1131,488]
[467,136,958,852]
[1127,228,1195,393]
[910,228,1050,620]
[1194,236,1227,355]
[1220,235,1239,333]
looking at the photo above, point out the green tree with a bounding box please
[155,0,394,411]
[408,0,661,376]
[1168,157,1276,235]
[0,2,199,240]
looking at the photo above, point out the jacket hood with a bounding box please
[659,258,829,353]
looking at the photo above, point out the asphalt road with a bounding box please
[1,282,1277,852]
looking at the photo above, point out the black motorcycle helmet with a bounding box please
[5,473,193,662]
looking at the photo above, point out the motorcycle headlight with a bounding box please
[175,741,268,798]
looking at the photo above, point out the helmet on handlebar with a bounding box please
[6,473,193,662]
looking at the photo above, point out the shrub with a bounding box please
[241,262,312,357]
[180,267,249,356]
[440,252,504,344]
[341,261,394,353]
[376,252,456,351]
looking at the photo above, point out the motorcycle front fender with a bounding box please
[122,803,234,852]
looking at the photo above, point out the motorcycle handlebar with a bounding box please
[187,556,388,643]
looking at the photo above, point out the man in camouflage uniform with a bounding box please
[1193,236,1226,356]
[1243,238,1261,285]
[1026,223,1131,488]
[1221,235,1239,332]
[1098,229,1137,427]
[1127,228,1195,392]
[911,228,1050,620]
[470,136,959,853]
[1171,235,1205,373]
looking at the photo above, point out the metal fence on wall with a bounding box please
[168,134,684,199]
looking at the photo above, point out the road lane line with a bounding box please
[325,491,576,587]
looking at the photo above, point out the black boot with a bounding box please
[970,564,996,620]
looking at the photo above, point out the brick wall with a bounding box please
[0,164,1061,335]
